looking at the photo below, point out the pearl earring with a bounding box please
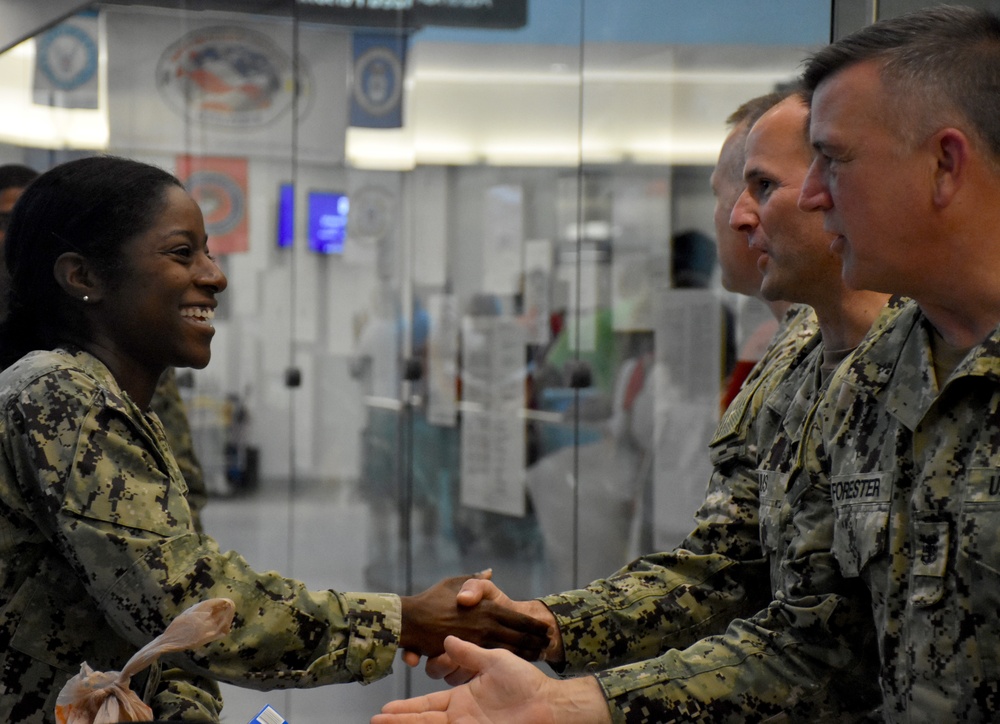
[82,295,89,303]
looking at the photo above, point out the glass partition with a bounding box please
[0,1,832,720]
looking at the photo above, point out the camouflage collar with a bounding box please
[8,345,147,422]
[841,299,1000,430]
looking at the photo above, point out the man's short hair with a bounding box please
[802,6,1000,161]
[0,164,38,195]
[726,84,801,131]
[719,85,806,188]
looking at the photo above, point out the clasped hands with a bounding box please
[400,572,562,681]
[378,574,609,724]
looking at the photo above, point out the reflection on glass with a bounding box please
[0,2,831,720]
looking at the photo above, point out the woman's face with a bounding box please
[93,185,227,376]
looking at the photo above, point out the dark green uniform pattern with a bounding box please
[803,299,1000,721]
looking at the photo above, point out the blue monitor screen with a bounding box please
[277,182,294,248]
[308,191,349,254]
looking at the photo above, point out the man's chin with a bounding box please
[841,261,867,291]
[759,280,784,303]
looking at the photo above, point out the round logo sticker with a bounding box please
[186,170,245,238]
[157,25,310,128]
[351,185,396,241]
[36,24,98,91]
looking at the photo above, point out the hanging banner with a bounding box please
[176,155,249,255]
[105,7,349,161]
[32,9,100,109]
[350,32,407,129]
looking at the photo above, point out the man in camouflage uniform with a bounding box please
[378,94,890,722]
[533,92,822,675]
[787,6,1000,720]
[413,90,813,677]
[556,9,1000,721]
[448,7,1000,722]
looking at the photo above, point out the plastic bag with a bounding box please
[55,598,236,724]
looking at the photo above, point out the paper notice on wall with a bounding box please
[653,289,723,404]
[522,238,552,346]
[556,254,599,353]
[105,6,348,161]
[650,288,724,547]
[612,250,668,333]
[482,184,524,295]
[426,293,459,427]
[459,315,526,516]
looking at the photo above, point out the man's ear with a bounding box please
[53,251,102,303]
[931,127,969,208]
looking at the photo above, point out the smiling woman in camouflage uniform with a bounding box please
[0,156,548,723]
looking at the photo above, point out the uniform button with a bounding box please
[361,658,377,677]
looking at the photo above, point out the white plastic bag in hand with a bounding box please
[55,598,236,724]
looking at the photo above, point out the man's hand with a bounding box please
[372,636,611,724]
[399,573,550,660]
[416,578,563,684]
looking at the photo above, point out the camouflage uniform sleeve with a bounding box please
[7,365,401,690]
[537,312,821,675]
[149,367,208,532]
[539,453,768,674]
[590,403,879,723]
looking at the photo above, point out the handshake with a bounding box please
[399,569,561,675]
[383,572,607,724]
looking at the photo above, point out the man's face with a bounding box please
[710,123,765,298]
[799,60,931,295]
[729,97,842,307]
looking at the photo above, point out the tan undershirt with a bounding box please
[929,327,973,388]
[821,347,854,383]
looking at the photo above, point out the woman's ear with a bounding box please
[53,251,102,304]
